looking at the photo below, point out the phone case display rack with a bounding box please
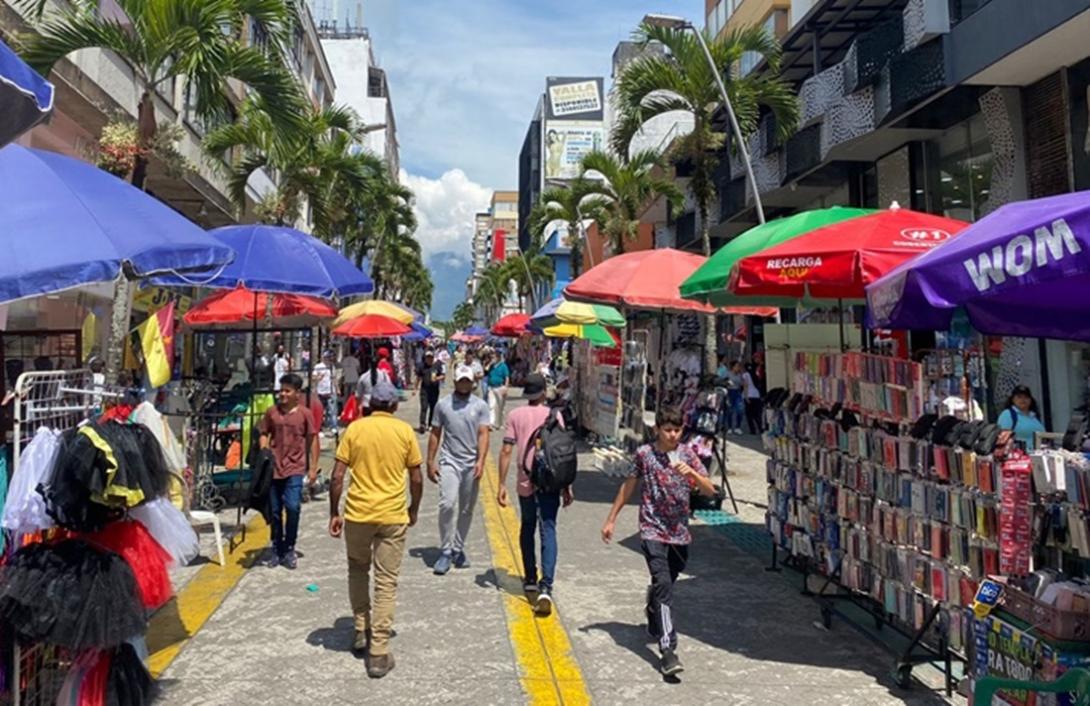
[686,386,739,514]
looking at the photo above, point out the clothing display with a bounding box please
[81,520,173,611]
[129,497,200,568]
[0,539,147,649]
[2,426,60,536]
[105,642,157,706]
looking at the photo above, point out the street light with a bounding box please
[642,13,766,224]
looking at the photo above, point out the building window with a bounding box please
[949,0,995,26]
[926,111,993,222]
[739,51,761,76]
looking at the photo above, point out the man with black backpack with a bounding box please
[497,373,575,615]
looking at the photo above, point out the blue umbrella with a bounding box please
[464,325,489,337]
[0,145,235,304]
[402,322,433,342]
[0,39,53,146]
[155,224,373,297]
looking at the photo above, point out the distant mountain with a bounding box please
[426,251,472,320]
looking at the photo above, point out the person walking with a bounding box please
[273,343,291,392]
[376,347,396,386]
[742,362,764,435]
[486,352,510,430]
[312,351,338,433]
[426,364,490,575]
[328,380,423,678]
[356,352,392,416]
[340,349,361,404]
[497,373,572,615]
[724,361,746,435]
[600,407,717,677]
[466,350,486,400]
[259,373,320,570]
[415,350,445,433]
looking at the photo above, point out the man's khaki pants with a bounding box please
[345,521,407,656]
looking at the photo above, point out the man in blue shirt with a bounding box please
[486,354,510,430]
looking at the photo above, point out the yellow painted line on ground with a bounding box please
[147,514,271,678]
[480,461,591,706]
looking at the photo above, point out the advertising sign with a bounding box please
[548,79,602,118]
[544,121,604,180]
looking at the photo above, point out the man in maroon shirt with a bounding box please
[259,373,320,569]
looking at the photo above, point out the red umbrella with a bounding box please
[184,286,337,329]
[730,205,969,300]
[565,249,716,313]
[332,314,412,339]
[491,313,531,337]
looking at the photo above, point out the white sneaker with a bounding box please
[534,591,553,616]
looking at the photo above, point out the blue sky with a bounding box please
[356,0,702,318]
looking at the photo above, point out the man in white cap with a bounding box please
[426,364,490,575]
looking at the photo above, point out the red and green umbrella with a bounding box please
[680,206,875,306]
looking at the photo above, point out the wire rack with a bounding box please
[5,370,129,706]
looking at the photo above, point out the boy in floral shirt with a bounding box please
[601,407,716,677]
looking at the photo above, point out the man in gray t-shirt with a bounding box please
[427,364,491,575]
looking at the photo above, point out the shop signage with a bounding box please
[544,121,604,180]
[962,218,1083,293]
[134,287,191,316]
[766,256,822,280]
[548,80,601,117]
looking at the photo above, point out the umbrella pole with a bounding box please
[657,310,666,415]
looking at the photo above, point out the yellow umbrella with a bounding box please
[334,300,414,327]
[543,323,617,348]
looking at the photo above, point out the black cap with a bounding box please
[523,373,546,401]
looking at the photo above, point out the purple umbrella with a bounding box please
[866,191,1090,340]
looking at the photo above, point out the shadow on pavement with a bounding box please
[578,620,660,673]
[408,545,442,569]
[474,567,532,603]
[306,616,362,657]
[146,598,190,655]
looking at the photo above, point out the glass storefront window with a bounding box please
[928,111,994,222]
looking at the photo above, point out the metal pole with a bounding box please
[688,24,766,225]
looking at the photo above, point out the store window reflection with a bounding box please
[927,112,994,222]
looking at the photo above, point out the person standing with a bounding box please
[486,352,510,430]
[497,373,572,614]
[600,407,716,677]
[742,363,763,435]
[356,353,392,416]
[328,380,423,679]
[415,350,445,433]
[997,384,1047,450]
[273,344,292,392]
[724,361,746,435]
[466,350,486,400]
[426,365,490,575]
[312,351,337,432]
[259,373,320,569]
[340,350,361,404]
[376,347,396,386]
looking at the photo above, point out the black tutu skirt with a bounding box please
[0,540,146,650]
[106,642,157,706]
[42,422,171,531]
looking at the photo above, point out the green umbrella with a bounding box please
[543,322,618,348]
[680,206,875,307]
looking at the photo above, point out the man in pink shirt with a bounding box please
[496,373,573,615]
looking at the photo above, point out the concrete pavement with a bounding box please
[150,388,955,705]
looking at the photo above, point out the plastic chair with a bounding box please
[974,668,1090,706]
[169,470,225,567]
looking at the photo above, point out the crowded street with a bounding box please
[4,0,1090,704]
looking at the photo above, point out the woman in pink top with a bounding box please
[496,373,572,615]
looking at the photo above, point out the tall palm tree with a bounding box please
[451,302,476,331]
[502,250,554,313]
[580,149,685,255]
[474,263,510,325]
[612,23,798,257]
[526,179,608,279]
[17,0,306,378]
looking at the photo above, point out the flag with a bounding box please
[81,312,97,360]
[138,301,175,388]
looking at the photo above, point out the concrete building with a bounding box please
[466,193,522,315]
[466,211,493,302]
[709,0,1090,432]
[311,13,399,178]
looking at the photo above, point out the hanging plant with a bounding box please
[95,121,143,178]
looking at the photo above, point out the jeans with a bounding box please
[319,394,338,430]
[419,388,439,429]
[269,475,303,555]
[745,397,764,434]
[437,463,479,554]
[345,521,407,656]
[518,491,561,590]
[642,539,689,652]
[726,390,745,431]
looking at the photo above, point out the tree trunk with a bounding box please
[106,92,156,381]
[699,203,718,373]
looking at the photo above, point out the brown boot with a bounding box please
[367,652,395,678]
[352,630,369,655]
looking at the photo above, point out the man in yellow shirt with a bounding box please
[329,380,423,679]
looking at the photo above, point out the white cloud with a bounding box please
[400,168,491,261]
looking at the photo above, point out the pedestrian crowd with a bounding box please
[256,340,724,679]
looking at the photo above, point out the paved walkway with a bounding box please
[151,390,955,705]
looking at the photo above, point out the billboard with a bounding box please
[545,77,604,120]
[544,121,605,180]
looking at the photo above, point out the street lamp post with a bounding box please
[642,13,766,225]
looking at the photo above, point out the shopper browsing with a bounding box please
[258,373,320,570]
[427,365,490,575]
[328,380,423,679]
[497,373,572,615]
[997,384,1047,450]
[600,407,717,677]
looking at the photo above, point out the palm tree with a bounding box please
[451,302,476,331]
[17,0,306,378]
[612,23,798,257]
[526,179,608,279]
[502,251,554,313]
[474,263,510,325]
[580,149,685,255]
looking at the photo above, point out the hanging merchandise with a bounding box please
[81,520,174,611]
[1,426,60,536]
[0,539,147,650]
[999,453,1034,577]
[129,497,200,568]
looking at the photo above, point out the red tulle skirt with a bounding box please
[81,520,173,611]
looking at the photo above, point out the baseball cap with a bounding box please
[454,365,475,382]
[523,373,546,401]
[371,379,399,404]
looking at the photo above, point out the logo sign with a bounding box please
[548,80,602,117]
[899,228,952,243]
[962,218,1084,293]
[767,256,822,280]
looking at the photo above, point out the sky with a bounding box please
[349,0,702,319]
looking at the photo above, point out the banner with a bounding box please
[544,121,604,180]
[548,79,601,118]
